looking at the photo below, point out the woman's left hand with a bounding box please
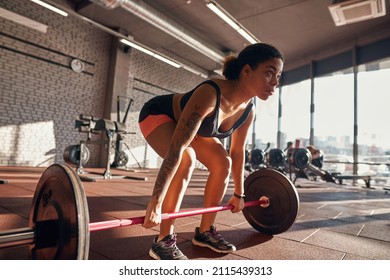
[228,195,245,213]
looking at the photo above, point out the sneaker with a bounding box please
[192,226,236,253]
[149,233,188,260]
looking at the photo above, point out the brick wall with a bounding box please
[0,0,205,168]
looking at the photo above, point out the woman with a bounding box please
[138,43,284,260]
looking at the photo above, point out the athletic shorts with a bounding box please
[138,94,176,138]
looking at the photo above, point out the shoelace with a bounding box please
[165,236,183,257]
[209,227,222,240]
[163,235,177,247]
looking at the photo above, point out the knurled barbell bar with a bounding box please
[0,164,300,260]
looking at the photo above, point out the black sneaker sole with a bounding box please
[192,238,236,254]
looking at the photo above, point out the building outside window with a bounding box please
[247,56,390,183]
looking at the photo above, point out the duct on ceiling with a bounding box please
[89,0,226,64]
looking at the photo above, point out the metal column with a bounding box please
[310,60,315,146]
[277,86,282,149]
[353,46,359,176]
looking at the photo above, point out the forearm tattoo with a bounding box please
[152,151,178,198]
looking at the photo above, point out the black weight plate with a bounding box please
[293,148,312,169]
[63,144,90,166]
[242,168,299,235]
[250,149,265,166]
[112,151,129,167]
[28,164,90,259]
[267,149,286,167]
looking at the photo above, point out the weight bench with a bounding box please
[65,115,147,182]
[334,174,372,188]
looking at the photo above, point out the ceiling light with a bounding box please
[153,54,181,68]
[26,1,209,77]
[237,28,258,44]
[120,39,181,69]
[119,39,154,56]
[89,0,226,63]
[206,2,240,30]
[30,0,68,17]
[206,1,260,44]
[181,64,209,78]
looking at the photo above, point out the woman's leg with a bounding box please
[144,121,196,241]
[191,137,232,232]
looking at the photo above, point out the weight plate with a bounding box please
[63,144,90,166]
[242,168,299,235]
[112,151,129,167]
[28,164,90,259]
[292,148,312,169]
[250,149,265,166]
[267,149,286,167]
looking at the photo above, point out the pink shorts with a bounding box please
[139,114,175,138]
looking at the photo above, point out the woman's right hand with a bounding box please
[142,200,162,229]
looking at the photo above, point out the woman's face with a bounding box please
[250,58,283,100]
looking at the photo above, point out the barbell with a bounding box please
[0,164,300,259]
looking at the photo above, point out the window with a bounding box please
[314,69,354,158]
[357,58,390,178]
[250,94,279,150]
[280,80,311,149]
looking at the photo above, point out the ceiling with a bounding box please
[69,0,390,73]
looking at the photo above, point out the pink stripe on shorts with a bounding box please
[139,114,175,138]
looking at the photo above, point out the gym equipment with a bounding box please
[334,174,372,188]
[288,148,312,170]
[246,144,290,175]
[65,114,146,182]
[311,154,324,169]
[304,160,371,187]
[306,164,337,183]
[0,164,89,259]
[284,145,373,187]
[0,164,299,259]
[249,149,265,167]
[246,143,270,172]
[267,148,286,168]
[243,168,299,234]
[63,144,90,166]
[112,96,143,169]
[286,148,335,184]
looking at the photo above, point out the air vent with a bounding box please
[328,0,386,26]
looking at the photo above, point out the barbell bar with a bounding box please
[0,198,268,246]
[89,198,269,232]
[0,164,300,259]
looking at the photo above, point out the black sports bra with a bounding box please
[180,80,253,139]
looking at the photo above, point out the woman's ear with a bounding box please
[241,64,251,78]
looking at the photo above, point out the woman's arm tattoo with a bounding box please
[152,104,202,199]
[181,105,201,141]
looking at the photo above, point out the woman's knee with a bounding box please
[210,155,232,178]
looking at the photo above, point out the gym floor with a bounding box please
[0,165,389,260]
